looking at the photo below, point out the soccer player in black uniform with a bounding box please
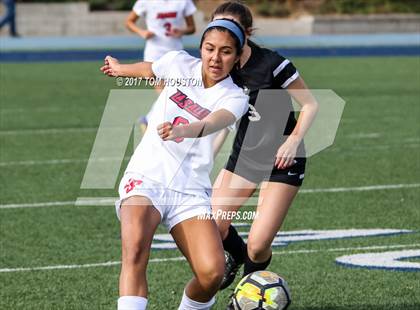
[210,1,319,292]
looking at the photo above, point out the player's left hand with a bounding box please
[274,136,300,169]
[166,28,184,38]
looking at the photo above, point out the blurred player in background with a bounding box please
[101,19,249,310]
[126,0,197,132]
[126,0,196,63]
[0,0,19,37]
[209,1,319,298]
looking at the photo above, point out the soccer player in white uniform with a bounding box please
[126,0,197,131]
[126,0,197,62]
[101,19,249,310]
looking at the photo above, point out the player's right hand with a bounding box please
[142,30,155,40]
[100,56,120,77]
[166,28,183,38]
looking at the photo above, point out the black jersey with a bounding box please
[228,40,303,172]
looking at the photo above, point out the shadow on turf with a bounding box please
[292,305,420,310]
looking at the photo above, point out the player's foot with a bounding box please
[137,116,148,134]
[220,251,242,290]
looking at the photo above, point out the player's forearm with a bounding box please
[286,77,319,142]
[125,14,149,38]
[174,121,206,138]
[288,100,318,143]
[114,62,154,78]
[182,24,196,35]
[183,16,196,35]
[175,112,235,139]
[126,21,141,35]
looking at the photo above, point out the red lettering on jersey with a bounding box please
[124,178,143,194]
[190,105,211,119]
[156,12,177,19]
[169,89,211,120]
[181,98,194,109]
[170,90,186,103]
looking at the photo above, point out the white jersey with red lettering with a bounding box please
[132,0,196,61]
[125,50,249,197]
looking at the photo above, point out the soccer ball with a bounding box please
[231,271,291,310]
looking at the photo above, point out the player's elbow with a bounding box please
[310,99,320,115]
[125,19,133,31]
[300,95,319,116]
[125,14,138,32]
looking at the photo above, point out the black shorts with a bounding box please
[225,155,306,186]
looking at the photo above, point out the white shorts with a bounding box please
[116,172,211,231]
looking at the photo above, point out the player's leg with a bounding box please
[0,0,13,28]
[211,168,256,289]
[171,217,225,309]
[244,181,299,275]
[212,169,257,239]
[118,195,161,309]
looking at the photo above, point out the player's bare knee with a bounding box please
[196,263,224,291]
[247,238,270,262]
[122,240,149,266]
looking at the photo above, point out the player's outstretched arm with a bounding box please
[157,109,236,141]
[100,56,154,78]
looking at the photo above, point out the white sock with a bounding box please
[178,291,215,310]
[118,296,148,310]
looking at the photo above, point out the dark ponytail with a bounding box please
[211,1,254,36]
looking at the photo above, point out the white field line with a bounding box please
[0,156,131,167]
[0,257,186,273]
[299,183,420,194]
[1,141,419,167]
[0,201,75,209]
[0,107,105,114]
[0,127,97,136]
[1,183,419,210]
[1,243,418,273]
[75,183,420,204]
[216,141,420,157]
[0,159,87,167]
[326,143,420,153]
[404,137,420,143]
[75,197,117,207]
[272,243,420,255]
[0,107,74,114]
[0,107,66,114]
[347,133,381,139]
[1,127,417,144]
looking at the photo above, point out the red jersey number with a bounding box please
[172,116,189,143]
[164,22,172,36]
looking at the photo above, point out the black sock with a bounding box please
[222,225,246,264]
[243,253,272,277]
